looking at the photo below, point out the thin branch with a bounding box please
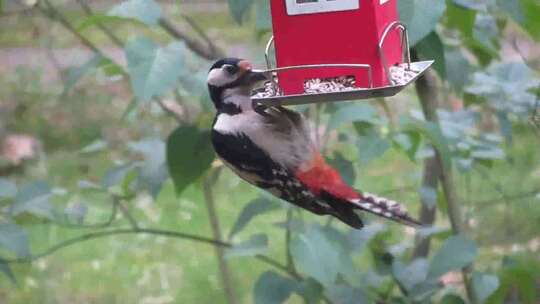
[116,199,140,231]
[40,0,103,57]
[5,228,230,264]
[156,98,184,123]
[379,185,417,196]
[473,167,513,207]
[202,169,239,304]
[53,198,118,229]
[474,188,540,206]
[76,0,124,47]
[181,14,222,59]
[285,209,296,274]
[158,17,222,61]
[530,84,540,138]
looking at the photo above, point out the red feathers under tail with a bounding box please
[296,153,421,227]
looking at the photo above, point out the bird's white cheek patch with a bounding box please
[208,68,234,87]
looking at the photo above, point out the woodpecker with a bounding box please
[207,58,420,229]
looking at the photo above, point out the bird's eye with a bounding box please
[223,64,239,75]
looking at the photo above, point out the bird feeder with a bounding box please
[251,0,434,106]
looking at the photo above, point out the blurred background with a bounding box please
[0,0,539,303]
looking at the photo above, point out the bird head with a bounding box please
[207,58,267,113]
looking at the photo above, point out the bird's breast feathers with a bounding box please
[213,111,314,169]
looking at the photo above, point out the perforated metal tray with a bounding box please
[251,60,434,107]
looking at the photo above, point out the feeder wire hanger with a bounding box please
[251,21,434,107]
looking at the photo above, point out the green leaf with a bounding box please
[295,279,323,303]
[255,0,271,31]
[253,271,297,304]
[290,225,342,287]
[493,260,538,303]
[357,131,390,164]
[470,147,505,160]
[102,163,138,191]
[0,259,16,285]
[472,14,500,59]
[108,0,161,25]
[402,118,452,169]
[228,198,279,240]
[0,223,30,258]
[63,54,104,95]
[520,0,540,40]
[128,138,168,198]
[466,62,538,117]
[64,202,88,224]
[445,47,470,93]
[392,258,429,292]
[497,0,525,23]
[408,280,441,301]
[0,178,17,200]
[327,152,355,185]
[398,0,447,46]
[445,2,476,38]
[392,131,422,161]
[326,284,369,304]
[125,37,185,103]
[166,126,215,195]
[225,234,268,258]
[440,293,466,304]
[76,14,147,32]
[10,181,54,219]
[228,0,253,24]
[417,226,452,239]
[80,139,108,154]
[415,31,446,79]
[472,272,500,303]
[330,103,381,129]
[428,235,478,279]
[347,223,387,251]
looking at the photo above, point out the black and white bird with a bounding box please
[207,58,420,229]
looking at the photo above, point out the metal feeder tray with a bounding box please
[251,22,434,107]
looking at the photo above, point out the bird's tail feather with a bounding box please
[349,192,422,227]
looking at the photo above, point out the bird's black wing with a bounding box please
[212,130,328,215]
[211,130,364,228]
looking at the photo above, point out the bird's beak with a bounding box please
[238,60,269,84]
[246,69,269,83]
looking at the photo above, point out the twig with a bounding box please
[158,17,222,61]
[529,84,540,138]
[76,0,124,47]
[474,188,540,206]
[5,228,230,264]
[181,14,222,59]
[54,198,119,229]
[116,199,140,231]
[474,167,513,206]
[285,209,296,275]
[40,0,103,57]
[202,169,239,304]
[379,185,417,196]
